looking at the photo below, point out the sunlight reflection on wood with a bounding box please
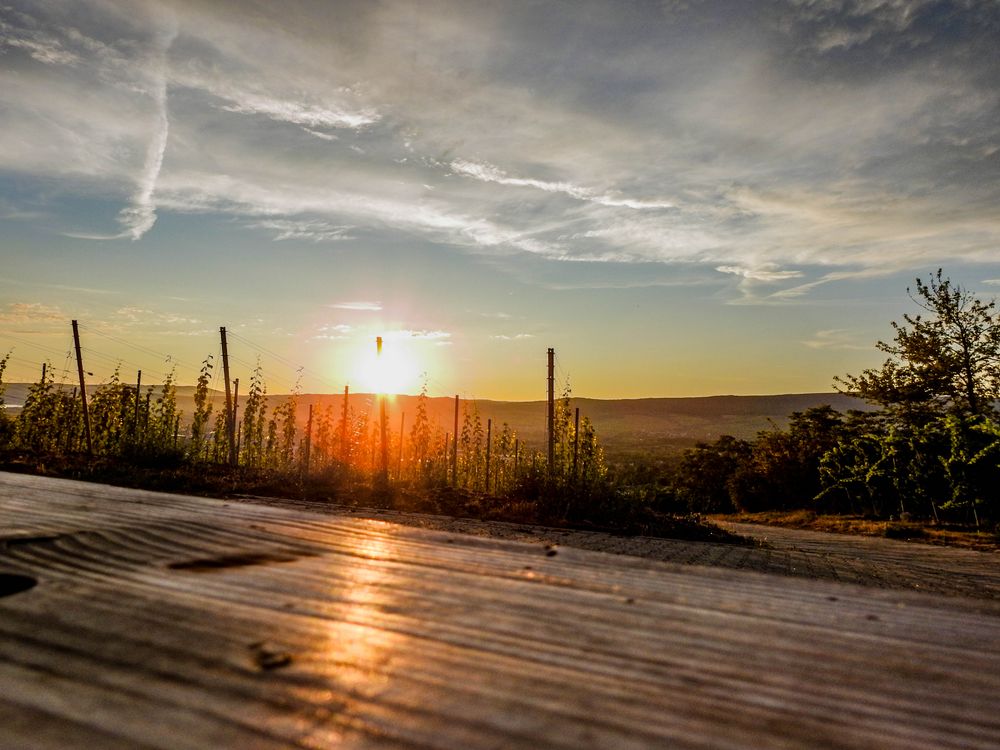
[3,472,1000,749]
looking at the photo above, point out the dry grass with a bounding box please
[711,510,1000,552]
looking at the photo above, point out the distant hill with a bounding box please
[2,383,872,460]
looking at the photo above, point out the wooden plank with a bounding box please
[1,471,999,749]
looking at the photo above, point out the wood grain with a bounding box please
[1,471,999,749]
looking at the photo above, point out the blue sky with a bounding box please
[1,0,999,398]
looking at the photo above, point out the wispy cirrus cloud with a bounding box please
[0,21,80,65]
[116,18,177,240]
[249,219,354,242]
[490,333,535,341]
[389,329,451,341]
[310,323,352,340]
[113,306,200,326]
[716,265,804,283]
[218,91,379,131]
[450,159,673,211]
[802,329,870,351]
[2,0,999,303]
[329,301,382,311]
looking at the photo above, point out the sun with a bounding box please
[352,337,420,395]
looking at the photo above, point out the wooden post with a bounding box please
[573,406,580,480]
[71,320,93,457]
[134,370,142,435]
[485,418,492,494]
[443,432,449,482]
[232,378,240,425]
[377,337,388,484]
[231,378,240,466]
[452,394,459,486]
[340,385,350,461]
[66,389,77,454]
[547,347,555,475]
[118,383,129,448]
[304,403,313,475]
[220,327,236,466]
[174,415,180,449]
[397,412,405,480]
[41,362,46,383]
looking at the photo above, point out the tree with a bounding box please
[838,270,1000,419]
[673,435,752,513]
[834,271,1000,524]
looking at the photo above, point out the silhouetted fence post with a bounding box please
[71,320,93,457]
[220,327,236,466]
[304,403,313,476]
[377,337,389,485]
[443,432,449,483]
[452,395,459,486]
[231,377,240,466]
[547,347,555,475]
[485,418,492,493]
[134,370,141,436]
[573,406,580,480]
[397,412,405,480]
[340,385,349,461]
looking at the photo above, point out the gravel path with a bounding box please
[236,498,1000,600]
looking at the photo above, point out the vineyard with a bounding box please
[0,324,704,538]
[5,274,995,540]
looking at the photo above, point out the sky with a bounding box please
[1,0,999,400]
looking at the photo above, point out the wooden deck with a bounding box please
[2,471,999,749]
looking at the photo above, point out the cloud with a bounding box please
[490,333,535,341]
[802,329,870,351]
[117,18,177,240]
[113,306,200,326]
[330,301,382,311]
[0,26,80,66]
[217,90,379,131]
[302,128,338,141]
[0,4,179,240]
[389,329,451,340]
[310,323,352,340]
[451,159,673,211]
[1,0,999,300]
[249,218,355,242]
[716,265,804,283]
[0,302,64,324]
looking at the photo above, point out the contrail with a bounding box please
[117,18,177,240]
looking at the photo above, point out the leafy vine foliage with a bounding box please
[0,348,620,527]
[674,271,1000,526]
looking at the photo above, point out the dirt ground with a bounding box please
[712,510,1000,551]
[230,496,1000,601]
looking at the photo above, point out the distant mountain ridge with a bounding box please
[2,383,871,459]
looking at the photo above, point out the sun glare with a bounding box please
[352,338,420,395]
